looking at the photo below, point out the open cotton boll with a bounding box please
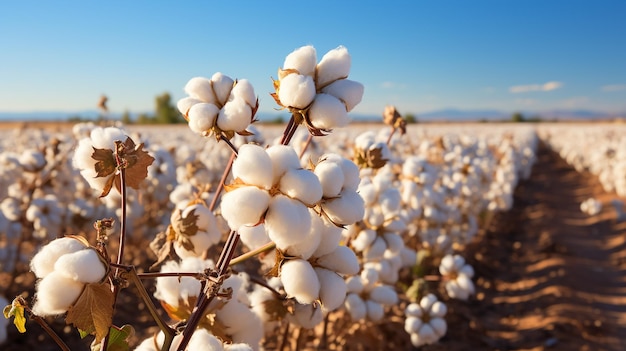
[351,229,376,252]
[224,343,254,351]
[184,77,216,103]
[238,225,271,250]
[266,195,311,248]
[30,237,87,278]
[279,168,323,206]
[221,187,270,230]
[316,245,360,275]
[314,161,344,198]
[405,316,423,334]
[217,299,258,334]
[187,328,224,351]
[365,300,384,322]
[363,237,386,261]
[283,45,317,77]
[211,72,235,106]
[174,230,217,258]
[287,302,323,329]
[321,79,364,112]
[312,221,343,257]
[232,144,274,188]
[188,103,219,133]
[280,259,320,304]
[315,267,347,311]
[33,271,84,316]
[230,79,256,107]
[383,232,404,254]
[278,74,316,109]
[308,93,350,130]
[319,154,360,191]
[322,190,365,226]
[430,317,448,337]
[266,145,301,184]
[54,248,107,284]
[217,98,252,133]
[316,46,351,88]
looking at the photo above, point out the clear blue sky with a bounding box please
[1,0,625,118]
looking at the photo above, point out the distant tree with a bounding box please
[121,110,132,125]
[405,113,417,124]
[155,92,183,124]
[511,112,526,123]
[137,113,154,124]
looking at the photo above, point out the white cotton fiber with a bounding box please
[232,144,274,188]
[363,236,386,261]
[323,154,360,190]
[54,248,107,284]
[283,45,317,77]
[278,74,316,109]
[383,232,404,254]
[184,77,216,103]
[174,230,215,258]
[314,161,344,198]
[316,46,351,88]
[345,293,366,321]
[221,186,270,230]
[266,145,301,184]
[224,343,254,351]
[238,224,271,250]
[315,267,347,311]
[33,271,84,316]
[430,301,447,317]
[217,97,252,133]
[322,190,365,226]
[231,79,256,107]
[188,103,219,133]
[321,79,364,112]
[405,316,423,334]
[420,294,438,312]
[345,276,364,294]
[288,302,323,329]
[279,168,323,206]
[211,72,235,106]
[405,303,422,318]
[351,229,376,252]
[365,300,384,322]
[308,93,349,130]
[280,259,320,304]
[177,96,202,116]
[369,285,398,305]
[187,328,224,351]
[265,195,311,248]
[312,222,343,257]
[284,212,322,259]
[430,317,447,337]
[30,237,87,278]
[316,245,359,276]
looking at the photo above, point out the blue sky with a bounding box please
[1,1,625,118]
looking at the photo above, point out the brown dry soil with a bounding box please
[3,141,626,350]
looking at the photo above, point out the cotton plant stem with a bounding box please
[298,134,314,159]
[30,313,71,351]
[209,152,235,211]
[386,126,397,146]
[278,322,290,351]
[279,114,296,145]
[229,241,276,266]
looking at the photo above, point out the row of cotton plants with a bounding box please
[2,45,538,350]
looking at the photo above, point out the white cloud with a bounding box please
[509,81,563,93]
[602,84,626,92]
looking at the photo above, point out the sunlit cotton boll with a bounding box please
[286,302,324,329]
[265,195,312,249]
[33,271,84,316]
[315,267,347,311]
[308,93,350,130]
[30,237,87,278]
[53,248,107,284]
[316,46,351,88]
[321,79,364,112]
[220,187,271,231]
[280,259,320,304]
[217,97,252,133]
[278,168,323,206]
[278,74,316,109]
[283,45,317,77]
[232,144,274,189]
[322,189,364,226]
[188,103,220,134]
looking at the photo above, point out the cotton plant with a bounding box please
[343,267,398,322]
[439,254,475,300]
[272,45,364,133]
[177,72,258,139]
[404,293,448,347]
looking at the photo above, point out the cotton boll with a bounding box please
[220,187,270,230]
[405,303,422,318]
[218,299,258,335]
[316,46,351,88]
[278,74,316,109]
[174,230,217,258]
[280,259,320,304]
[30,237,87,278]
[383,232,404,254]
[217,97,252,133]
[266,145,301,184]
[430,301,448,317]
[184,77,216,103]
[231,79,256,107]
[266,196,311,249]
[308,93,350,130]
[322,190,365,226]
[365,300,384,322]
[351,229,376,252]
[315,267,347,311]
[420,293,438,312]
[320,154,360,191]
[232,144,274,188]
[363,237,386,261]
[430,317,447,337]
[369,285,398,305]
[365,206,384,228]
[187,328,224,351]
[284,212,322,259]
[177,96,202,116]
[316,245,360,275]
[54,248,107,284]
[283,45,317,77]
[344,293,366,321]
[279,168,323,206]
[312,221,343,257]
[405,316,423,334]
[188,103,219,133]
[211,72,235,106]
[321,79,364,112]
[33,271,84,316]
[238,225,271,250]
[345,276,364,293]
[314,161,344,197]
[287,302,323,329]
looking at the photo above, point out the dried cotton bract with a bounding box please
[273,45,364,132]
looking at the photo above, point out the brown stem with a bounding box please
[386,127,397,146]
[21,298,71,351]
[278,322,290,351]
[209,152,235,212]
[423,274,441,282]
[279,114,296,145]
[318,313,330,350]
[298,134,314,160]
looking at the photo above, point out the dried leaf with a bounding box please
[120,138,155,190]
[149,230,174,271]
[66,282,114,342]
[262,299,291,322]
[366,147,388,169]
[91,147,116,178]
[100,173,117,198]
[176,209,199,238]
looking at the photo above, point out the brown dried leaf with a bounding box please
[66,282,114,342]
[100,173,117,198]
[262,299,291,322]
[121,138,155,190]
[175,209,199,238]
[92,147,116,178]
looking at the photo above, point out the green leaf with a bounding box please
[4,298,27,333]
[91,325,135,351]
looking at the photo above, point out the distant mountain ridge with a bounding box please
[0,108,623,122]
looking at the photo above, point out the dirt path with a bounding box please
[446,141,626,350]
